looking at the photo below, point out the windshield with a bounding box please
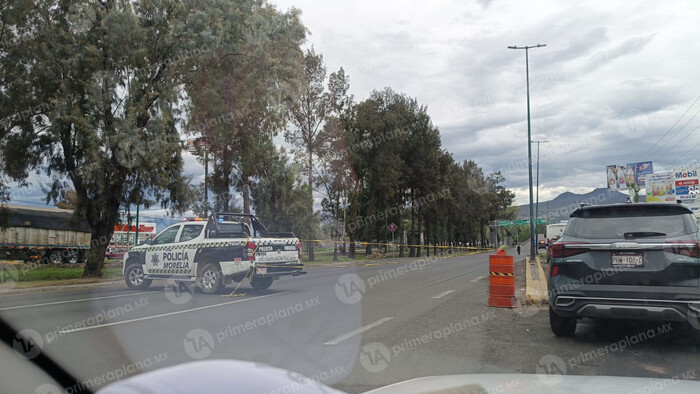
[2,1,700,393]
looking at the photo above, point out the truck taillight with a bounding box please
[298,241,302,259]
[663,241,700,258]
[245,241,256,261]
[550,242,590,258]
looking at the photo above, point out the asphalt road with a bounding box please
[2,245,700,393]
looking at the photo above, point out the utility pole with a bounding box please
[508,43,546,261]
[532,139,548,245]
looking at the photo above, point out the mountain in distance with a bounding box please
[517,187,643,223]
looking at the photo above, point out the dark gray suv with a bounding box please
[548,203,700,336]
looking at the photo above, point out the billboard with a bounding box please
[635,161,653,187]
[645,172,676,203]
[607,161,653,190]
[673,168,699,205]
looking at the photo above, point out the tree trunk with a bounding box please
[425,221,430,257]
[83,221,114,278]
[242,173,251,214]
[349,235,356,259]
[307,241,315,261]
[409,191,415,257]
[416,205,422,257]
[308,147,314,194]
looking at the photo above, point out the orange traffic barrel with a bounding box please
[488,249,515,308]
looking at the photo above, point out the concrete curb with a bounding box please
[525,256,548,304]
[0,280,125,296]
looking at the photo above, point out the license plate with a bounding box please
[256,267,267,274]
[611,252,644,268]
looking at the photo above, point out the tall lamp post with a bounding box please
[508,43,546,261]
[532,139,549,245]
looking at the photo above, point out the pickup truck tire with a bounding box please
[125,264,152,290]
[549,307,576,337]
[47,250,62,265]
[250,277,273,290]
[198,263,224,294]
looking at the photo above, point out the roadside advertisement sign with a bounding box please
[673,168,699,206]
[635,161,653,187]
[645,172,676,203]
[112,222,157,246]
[607,161,653,190]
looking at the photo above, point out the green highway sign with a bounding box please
[496,219,546,226]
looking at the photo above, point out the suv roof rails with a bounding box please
[579,202,590,208]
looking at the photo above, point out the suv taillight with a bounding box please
[663,241,700,258]
[298,241,302,259]
[550,242,590,258]
[245,241,256,261]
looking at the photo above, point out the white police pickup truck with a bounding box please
[122,213,304,294]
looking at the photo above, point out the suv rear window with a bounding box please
[566,206,698,239]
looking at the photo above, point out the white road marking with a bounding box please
[432,290,455,299]
[58,291,290,334]
[0,291,158,311]
[469,276,486,283]
[323,317,394,345]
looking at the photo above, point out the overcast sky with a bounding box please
[268,0,700,205]
[10,0,700,215]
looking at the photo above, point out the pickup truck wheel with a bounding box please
[198,263,223,294]
[250,277,273,290]
[549,307,576,337]
[47,251,62,265]
[63,250,79,264]
[125,264,152,290]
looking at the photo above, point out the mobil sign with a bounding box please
[674,168,700,202]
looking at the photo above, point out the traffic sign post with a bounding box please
[495,218,545,227]
[388,223,397,258]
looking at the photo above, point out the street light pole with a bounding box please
[508,43,546,261]
[531,139,549,245]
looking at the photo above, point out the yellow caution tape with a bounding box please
[298,239,491,251]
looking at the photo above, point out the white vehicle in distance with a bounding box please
[122,213,304,294]
[546,222,568,243]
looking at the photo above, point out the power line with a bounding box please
[677,124,700,161]
[665,122,700,161]
[652,109,700,160]
[644,94,700,158]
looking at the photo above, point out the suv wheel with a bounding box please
[250,277,273,290]
[125,264,152,290]
[549,307,577,337]
[198,263,224,294]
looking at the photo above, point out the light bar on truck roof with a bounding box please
[182,217,207,221]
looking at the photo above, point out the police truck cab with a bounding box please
[122,213,304,294]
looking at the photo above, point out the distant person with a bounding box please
[516,244,521,255]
